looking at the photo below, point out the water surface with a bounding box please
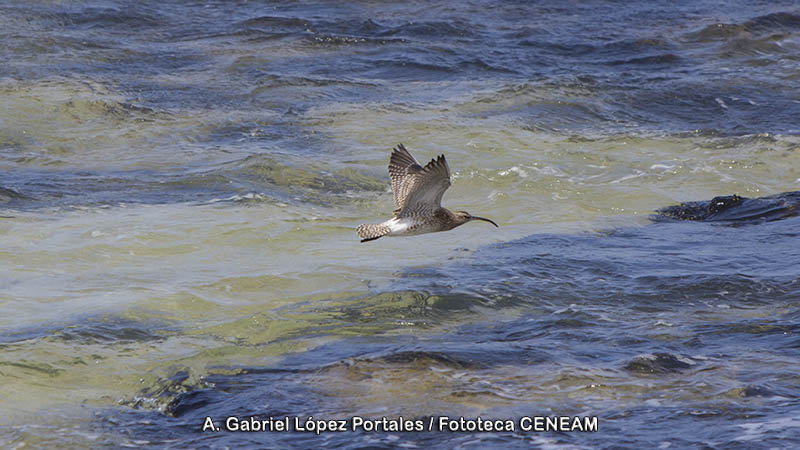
[1,0,799,448]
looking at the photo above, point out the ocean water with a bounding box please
[1,0,799,448]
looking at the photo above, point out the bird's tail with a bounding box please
[357,223,391,243]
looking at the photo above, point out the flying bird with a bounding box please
[357,144,498,243]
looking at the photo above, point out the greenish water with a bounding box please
[1,1,799,448]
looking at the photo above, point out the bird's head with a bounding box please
[453,210,499,228]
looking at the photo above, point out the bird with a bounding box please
[357,144,498,243]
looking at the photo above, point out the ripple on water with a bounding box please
[3,0,800,448]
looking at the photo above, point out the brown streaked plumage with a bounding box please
[357,143,498,243]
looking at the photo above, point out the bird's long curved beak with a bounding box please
[472,216,499,227]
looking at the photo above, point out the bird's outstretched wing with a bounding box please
[389,143,422,210]
[388,144,451,218]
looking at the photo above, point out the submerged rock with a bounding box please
[0,186,24,202]
[654,191,800,225]
[625,352,695,375]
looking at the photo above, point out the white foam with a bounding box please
[498,166,529,178]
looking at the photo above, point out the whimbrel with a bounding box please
[357,144,498,243]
